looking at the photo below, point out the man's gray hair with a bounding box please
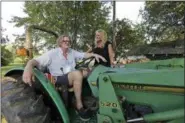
[56,34,71,47]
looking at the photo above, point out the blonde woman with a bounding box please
[87,29,115,67]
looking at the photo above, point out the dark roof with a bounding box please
[126,40,184,56]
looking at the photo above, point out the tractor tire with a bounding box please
[1,77,52,123]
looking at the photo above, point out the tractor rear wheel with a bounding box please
[1,77,51,123]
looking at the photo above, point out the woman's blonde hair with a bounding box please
[94,29,107,47]
[56,34,71,47]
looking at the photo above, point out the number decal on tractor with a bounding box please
[100,101,118,108]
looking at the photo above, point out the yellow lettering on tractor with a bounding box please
[113,84,184,93]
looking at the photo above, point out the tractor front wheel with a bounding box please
[1,77,51,123]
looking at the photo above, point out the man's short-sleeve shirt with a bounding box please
[34,48,85,76]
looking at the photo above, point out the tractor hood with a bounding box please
[87,58,184,97]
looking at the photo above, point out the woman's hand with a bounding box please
[93,53,107,63]
[111,61,117,68]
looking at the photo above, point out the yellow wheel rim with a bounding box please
[1,115,8,123]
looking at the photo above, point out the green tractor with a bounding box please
[1,36,184,123]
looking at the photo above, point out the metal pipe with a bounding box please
[127,108,184,122]
[144,108,184,122]
[127,118,144,123]
[112,1,116,50]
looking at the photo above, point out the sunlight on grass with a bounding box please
[1,115,7,123]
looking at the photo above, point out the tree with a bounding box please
[1,26,14,65]
[1,27,10,44]
[114,18,145,57]
[1,45,13,66]
[140,1,184,43]
[1,36,9,44]
[11,1,111,51]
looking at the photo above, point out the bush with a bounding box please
[1,45,13,66]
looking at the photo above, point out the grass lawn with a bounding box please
[1,63,24,77]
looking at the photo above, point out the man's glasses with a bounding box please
[62,40,70,43]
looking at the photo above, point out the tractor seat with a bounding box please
[44,73,74,92]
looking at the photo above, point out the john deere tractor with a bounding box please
[1,27,184,123]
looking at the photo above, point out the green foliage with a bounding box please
[1,45,14,66]
[1,29,10,44]
[140,1,184,43]
[114,19,145,56]
[11,1,111,50]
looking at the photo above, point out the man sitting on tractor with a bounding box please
[22,34,107,121]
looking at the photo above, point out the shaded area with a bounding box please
[127,40,184,55]
[70,110,97,123]
[126,40,184,60]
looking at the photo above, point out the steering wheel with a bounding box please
[75,57,95,70]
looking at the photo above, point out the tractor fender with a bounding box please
[4,67,24,78]
[33,68,70,123]
[4,67,70,123]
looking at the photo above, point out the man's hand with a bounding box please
[22,66,35,86]
[22,59,39,86]
[93,53,107,63]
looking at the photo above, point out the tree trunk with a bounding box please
[26,26,33,60]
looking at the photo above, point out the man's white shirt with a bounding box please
[34,47,85,76]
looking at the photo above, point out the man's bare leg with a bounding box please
[68,70,83,110]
